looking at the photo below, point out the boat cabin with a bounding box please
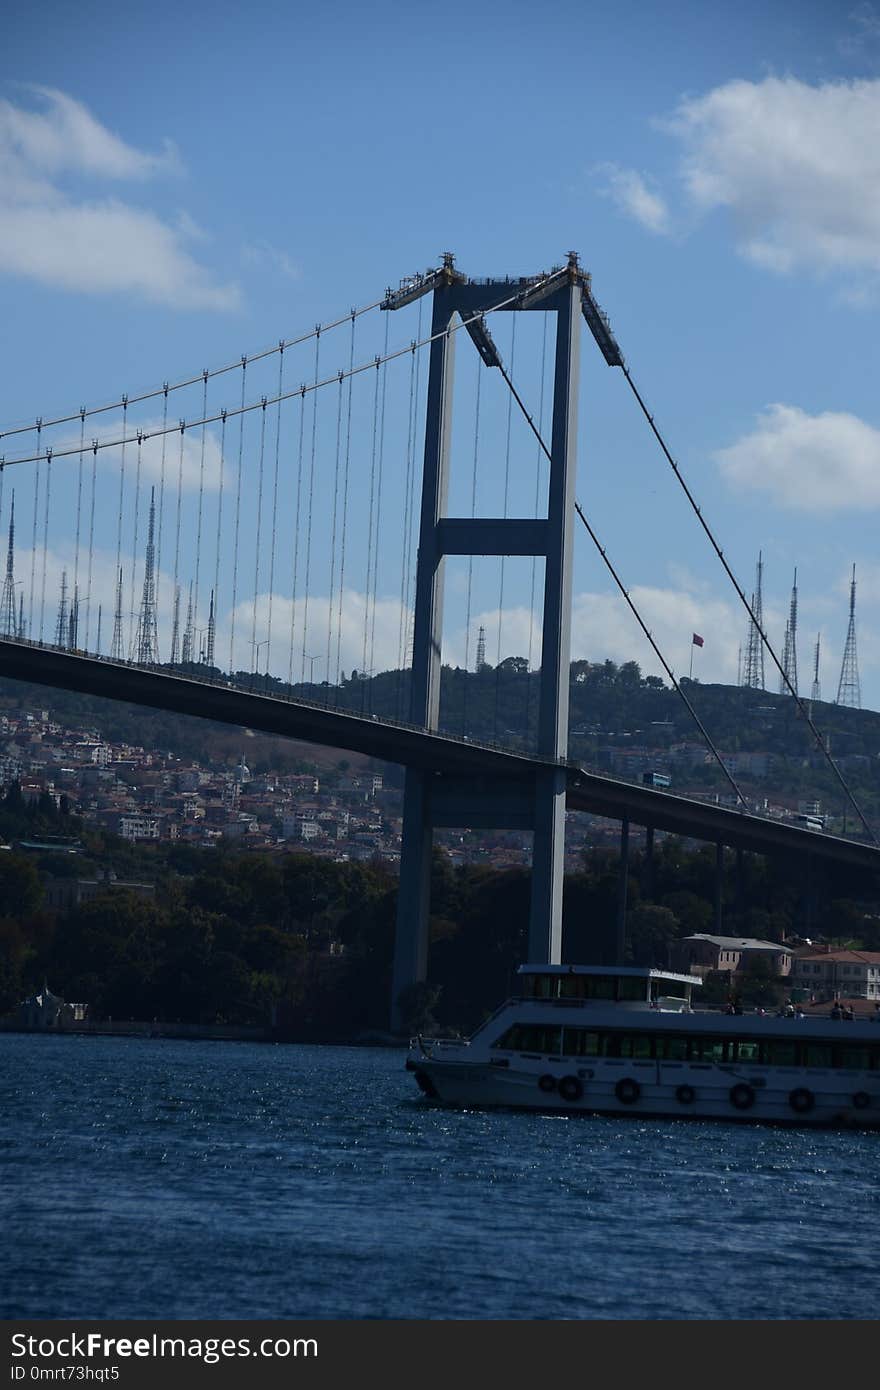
[516,964,701,1012]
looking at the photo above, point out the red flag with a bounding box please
[692,633,704,647]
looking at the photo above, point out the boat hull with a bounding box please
[407,1056,880,1128]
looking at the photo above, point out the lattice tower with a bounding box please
[742,552,765,689]
[110,568,124,662]
[811,634,821,704]
[0,490,17,637]
[779,567,798,695]
[181,583,194,665]
[169,586,181,666]
[134,488,159,665]
[836,565,861,708]
[205,589,216,667]
[55,570,69,648]
[475,624,487,672]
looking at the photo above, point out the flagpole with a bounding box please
[689,644,694,680]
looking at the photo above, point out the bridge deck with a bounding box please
[1,638,878,872]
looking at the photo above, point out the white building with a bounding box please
[793,951,880,1002]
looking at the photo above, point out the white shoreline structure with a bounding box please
[406,965,880,1127]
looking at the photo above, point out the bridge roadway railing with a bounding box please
[1,633,879,871]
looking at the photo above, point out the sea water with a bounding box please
[2,1033,877,1320]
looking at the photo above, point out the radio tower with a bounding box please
[475,624,487,672]
[169,585,181,665]
[134,488,159,665]
[17,593,25,639]
[55,570,69,648]
[836,565,861,708]
[741,552,765,689]
[181,582,194,665]
[110,567,124,661]
[96,603,103,656]
[68,586,79,650]
[0,490,17,637]
[205,589,216,667]
[779,567,798,695]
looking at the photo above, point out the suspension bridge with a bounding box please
[1,251,878,1027]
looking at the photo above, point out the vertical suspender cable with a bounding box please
[127,432,143,658]
[172,421,186,666]
[212,408,227,669]
[525,314,548,743]
[396,337,418,719]
[288,385,306,689]
[494,319,516,740]
[39,446,52,643]
[155,386,169,661]
[367,317,390,712]
[361,357,381,707]
[250,397,268,672]
[300,327,321,685]
[326,371,344,706]
[229,358,247,674]
[29,423,40,637]
[114,398,128,649]
[462,357,482,737]
[193,370,209,649]
[265,346,284,679]
[334,313,356,698]
[85,442,97,651]
[73,410,85,635]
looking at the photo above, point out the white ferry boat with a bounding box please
[405,964,880,1127]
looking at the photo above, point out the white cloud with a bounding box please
[715,403,880,511]
[664,75,880,280]
[242,240,300,281]
[595,162,671,234]
[0,88,238,309]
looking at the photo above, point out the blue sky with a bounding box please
[2,0,880,711]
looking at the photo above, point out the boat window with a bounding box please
[734,1041,760,1063]
[656,1035,688,1061]
[617,1033,653,1059]
[617,976,647,1002]
[492,1024,562,1054]
[558,974,584,999]
[801,1043,833,1068]
[689,1036,726,1063]
[835,1045,873,1071]
[562,1028,601,1057]
[585,975,616,1000]
[761,1039,797,1066]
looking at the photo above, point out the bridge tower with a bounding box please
[385,253,616,1028]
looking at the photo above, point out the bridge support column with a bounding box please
[616,817,630,964]
[715,842,724,934]
[391,770,433,1021]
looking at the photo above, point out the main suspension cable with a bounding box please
[0,297,385,442]
[496,361,747,809]
[620,365,876,844]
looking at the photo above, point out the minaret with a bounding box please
[110,567,124,661]
[779,567,798,696]
[55,570,69,648]
[475,624,487,672]
[134,487,159,665]
[205,589,216,667]
[181,582,194,665]
[811,634,821,705]
[836,565,861,709]
[169,585,181,665]
[0,489,17,637]
[742,552,765,689]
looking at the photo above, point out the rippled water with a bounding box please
[2,1033,878,1320]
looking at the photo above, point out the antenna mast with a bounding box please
[836,565,861,708]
